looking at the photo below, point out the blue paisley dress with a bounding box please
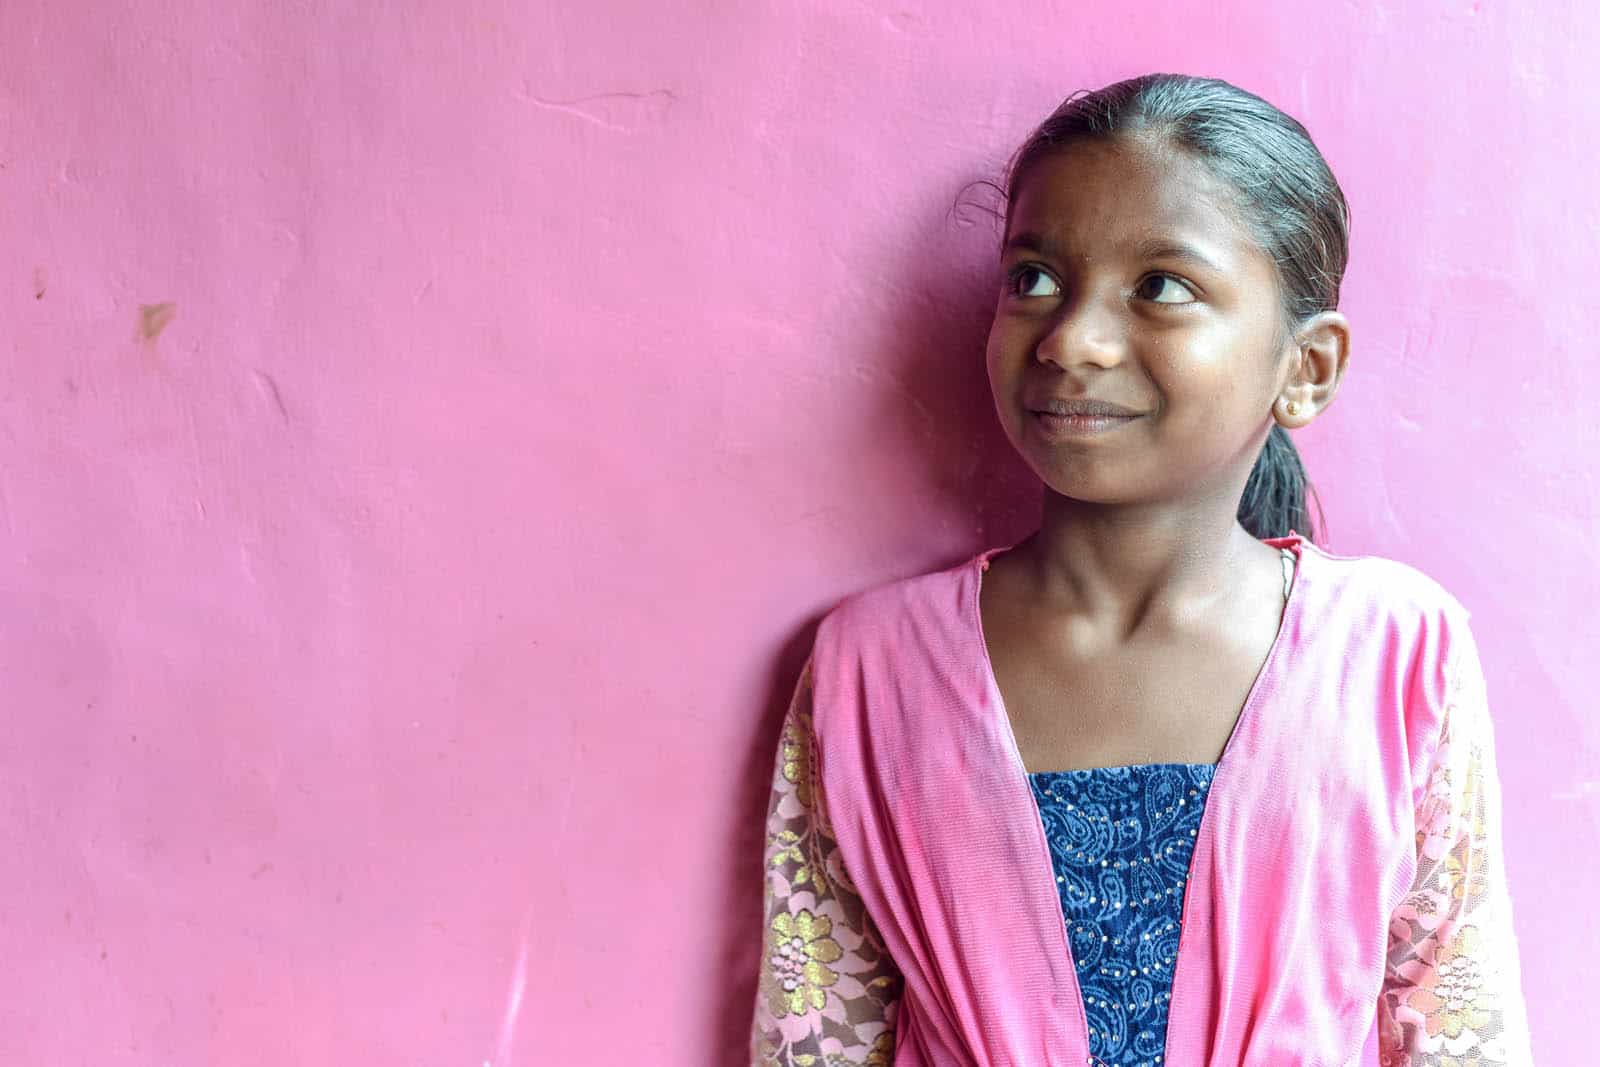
[1026,763,1216,1067]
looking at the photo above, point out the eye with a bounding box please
[1006,265,1061,299]
[1134,273,1197,304]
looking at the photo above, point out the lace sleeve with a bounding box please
[751,654,903,1066]
[1378,626,1535,1065]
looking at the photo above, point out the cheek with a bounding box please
[1135,335,1239,435]
[1133,337,1187,403]
[1146,325,1241,392]
[1152,331,1280,437]
[983,317,1017,380]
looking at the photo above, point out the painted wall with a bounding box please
[3,2,1593,1063]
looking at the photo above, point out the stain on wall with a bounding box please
[138,301,176,340]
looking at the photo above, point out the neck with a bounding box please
[1011,490,1268,640]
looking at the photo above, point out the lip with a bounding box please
[1029,397,1143,418]
[1025,397,1144,440]
[1028,410,1140,439]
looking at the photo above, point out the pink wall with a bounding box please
[3,2,1593,1063]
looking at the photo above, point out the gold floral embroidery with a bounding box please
[782,711,815,810]
[767,700,833,895]
[765,909,845,1016]
[1377,635,1534,1066]
[1442,850,1489,906]
[1405,924,1492,1040]
[751,656,903,1066]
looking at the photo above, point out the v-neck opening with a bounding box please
[967,530,1309,1061]
[972,533,1306,778]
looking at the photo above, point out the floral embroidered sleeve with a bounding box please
[1378,624,1535,1065]
[751,654,904,1066]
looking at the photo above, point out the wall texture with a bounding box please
[3,2,1593,1063]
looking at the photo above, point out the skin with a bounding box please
[978,131,1351,771]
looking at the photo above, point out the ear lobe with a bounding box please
[1274,311,1350,427]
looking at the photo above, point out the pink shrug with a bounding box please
[756,532,1532,1065]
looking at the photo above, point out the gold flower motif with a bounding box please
[1442,847,1489,905]
[864,1031,896,1066]
[765,908,844,1017]
[1461,741,1490,841]
[781,705,816,810]
[1405,925,1493,1040]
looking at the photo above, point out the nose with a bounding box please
[1034,291,1127,371]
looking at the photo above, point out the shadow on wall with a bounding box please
[711,167,1046,1064]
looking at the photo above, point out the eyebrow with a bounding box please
[1004,231,1228,275]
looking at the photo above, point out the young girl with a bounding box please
[750,74,1533,1066]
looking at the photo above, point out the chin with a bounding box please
[1028,467,1129,505]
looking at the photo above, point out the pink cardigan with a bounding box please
[772,532,1533,1065]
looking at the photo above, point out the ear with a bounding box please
[1274,310,1350,429]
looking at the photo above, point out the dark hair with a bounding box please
[995,73,1347,543]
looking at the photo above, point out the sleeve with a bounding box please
[1377,620,1536,1065]
[750,653,904,1067]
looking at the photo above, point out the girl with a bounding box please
[750,74,1533,1066]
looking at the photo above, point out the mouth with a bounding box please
[1028,409,1140,438]
[1024,396,1139,438]
[1029,397,1142,418]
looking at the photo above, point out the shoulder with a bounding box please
[812,550,979,659]
[1298,539,1483,702]
[1300,538,1473,631]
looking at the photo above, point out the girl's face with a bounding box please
[985,133,1298,508]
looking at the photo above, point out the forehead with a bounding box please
[1007,135,1267,271]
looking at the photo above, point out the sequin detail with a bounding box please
[1028,763,1216,1067]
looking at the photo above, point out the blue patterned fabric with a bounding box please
[1026,763,1216,1067]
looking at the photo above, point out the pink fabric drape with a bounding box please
[805,532,1521,1065]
